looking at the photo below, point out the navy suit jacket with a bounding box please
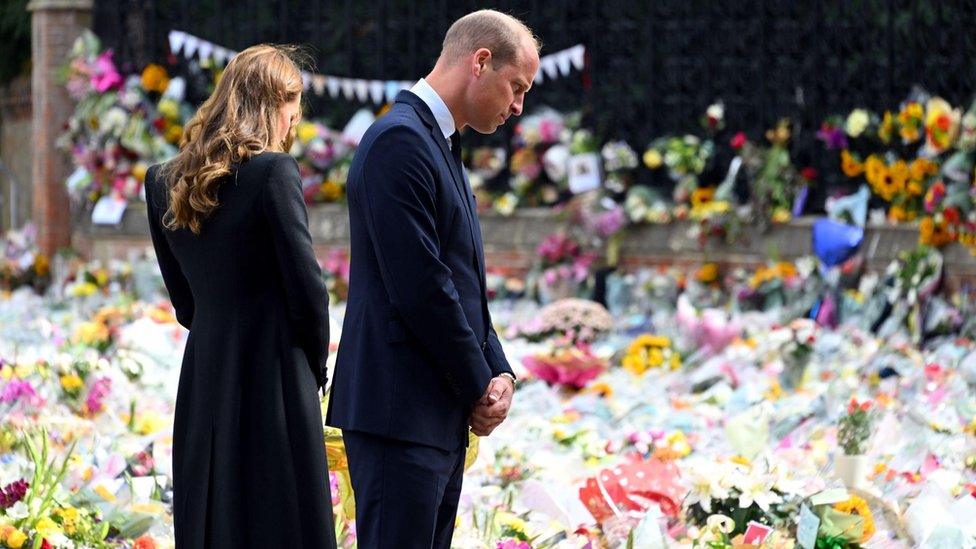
[326,90,514,451]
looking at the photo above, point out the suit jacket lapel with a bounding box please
[458,163,488,291]
[396,91,487,285]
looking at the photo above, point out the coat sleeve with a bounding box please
[355,126,493,406]
[485,321,514,379]
[261,154,332,388]
[145,165,195,330]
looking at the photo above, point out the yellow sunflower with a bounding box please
[833,495,876,543]
[691,187,716,208]
[864,155,886,187]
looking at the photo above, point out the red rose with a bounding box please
[801,167,818,181]
[730,131,747,150]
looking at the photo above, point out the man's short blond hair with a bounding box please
[440,9,541,68]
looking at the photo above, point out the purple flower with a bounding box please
[0,479,29,509]
[594,206,626,238]
[816,123,848,150]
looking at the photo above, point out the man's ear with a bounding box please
[474,49,492,76]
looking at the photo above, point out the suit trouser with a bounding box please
[344,430,466,549]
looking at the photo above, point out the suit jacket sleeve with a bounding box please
[356,125,493,406]
[145,165,195,330]
[261,154,331,388]
[486,321,514,378]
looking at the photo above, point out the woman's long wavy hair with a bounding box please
[160,44,306,234]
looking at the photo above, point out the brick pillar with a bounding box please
[28,0,92,254]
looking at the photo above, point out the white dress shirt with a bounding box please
[410,78,456,146]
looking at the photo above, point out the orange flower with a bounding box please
[695,262,720,284]
[920,216,954,246]
[133,535,157,549]
[909,158,938,182]
[140,64,170,93]
[840,150,864,178]
[889,160,909,193]
[864,155,886,187]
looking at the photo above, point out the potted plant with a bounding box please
[835,398,874,488]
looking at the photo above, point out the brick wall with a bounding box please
[28,0,92,254]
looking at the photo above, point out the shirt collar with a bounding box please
[410,78,456,140]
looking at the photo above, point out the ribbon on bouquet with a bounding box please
[167,29,586,104]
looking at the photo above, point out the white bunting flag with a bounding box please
[385,81,401,102]
[165,30,586,101]
[541,56,559,80]
[569,44,585,71]
[197,41,214,63]
[369,80,385,104]
[182,35,200,59]
[556,50,572,76]
[340,79,356,100]
[353,79,370,102]
[168,30,187,55]
[312,75,327,95]
[326,77,341,98]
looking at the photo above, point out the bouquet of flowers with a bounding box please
[509,298,613,345]
[290,121,354,204]
[878,244,944,343]
[768,318,818,389]
[600,140,639,197]
[644,134,714,206]
[643,103,724,208]
[0,225,50,294]
[623,185,672,224]
[621,334,681,375]
[532,233,597,302]
[804,492,877,548]
[735,119,810,226]
[503,108,580,209]
[823,91,976,240]
[682,458,797,538]
[59,31,192,205]
[514,299,613,389]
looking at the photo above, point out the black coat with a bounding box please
[326,90,514,452]
[145,153,335,548]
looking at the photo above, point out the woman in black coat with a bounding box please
[145,44,335,548]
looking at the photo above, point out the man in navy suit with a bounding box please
[326,9,540,548]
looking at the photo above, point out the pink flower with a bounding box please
[730,131,747,150]
[497,540,532,549]
[324,249,350,281]
[329,471,341,506]
[0,380,44,408]
[85,377,112,415]
[91,50,123,92]
[521,346,606,389]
